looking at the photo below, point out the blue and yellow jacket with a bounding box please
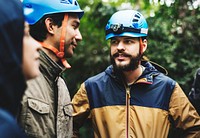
[72,61,200,138]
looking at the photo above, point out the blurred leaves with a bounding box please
[147,0,200,92]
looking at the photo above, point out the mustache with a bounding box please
[71,39,78,46]
[71,42,77,46]
[112,52,132,58]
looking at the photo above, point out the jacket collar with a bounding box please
[39,50,65,80]
[105,61,167,85]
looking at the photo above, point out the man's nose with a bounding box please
[117,42,125,51]
[75,29,82,41]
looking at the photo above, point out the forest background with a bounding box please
[63,0,200,137]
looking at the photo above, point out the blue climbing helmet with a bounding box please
[105,10,148,40]
[23,0,84,25]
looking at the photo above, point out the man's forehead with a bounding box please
[68,13,80,23]
[68,12,79,18]
[111,36,139,40]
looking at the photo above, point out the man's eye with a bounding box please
[110,40,117,44]
[125,40,133,44]
[72,25,77,29]
[72,22,80,29]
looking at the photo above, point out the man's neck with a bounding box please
[41,46,59,63]
[123,65,144,85]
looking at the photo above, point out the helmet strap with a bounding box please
[39,13,71,69]
[139,37,143,55]
[138,37,144,65]
[59,13,71,68]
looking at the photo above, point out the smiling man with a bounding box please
[17,0,84,137]
[72,10,200,138]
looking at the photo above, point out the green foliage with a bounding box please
[147,1,200,93]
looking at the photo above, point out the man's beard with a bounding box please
[110,52,142,72]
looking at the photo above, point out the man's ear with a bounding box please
[142,39,148,52]
[45,18,55,35]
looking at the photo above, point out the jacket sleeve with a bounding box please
[72,83,91,138]
[169,83,200,138]
[188,68,200,115]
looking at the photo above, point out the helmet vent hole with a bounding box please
[25,4,32,8]
[132,19,138,22]
[60,0,72,4]
[135,13,141,19]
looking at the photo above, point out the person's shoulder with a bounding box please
[86,71,106,83]
[0,109,26,138]
[85,66,112,82]
[26,74,48,93]
[146,60,176,85]
[159,73,176,84]
[26,73,45,84]
[148,60,168,75]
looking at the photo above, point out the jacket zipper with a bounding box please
[126,86,131,138]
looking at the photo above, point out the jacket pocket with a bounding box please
[63,103,72,117]
[28,98,49,114]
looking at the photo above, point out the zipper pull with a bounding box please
[127,88,131,99]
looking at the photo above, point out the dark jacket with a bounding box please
[0,0,26,116]
[0,0,27,137]
[0,109,26,138]
[189,68,200,115]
